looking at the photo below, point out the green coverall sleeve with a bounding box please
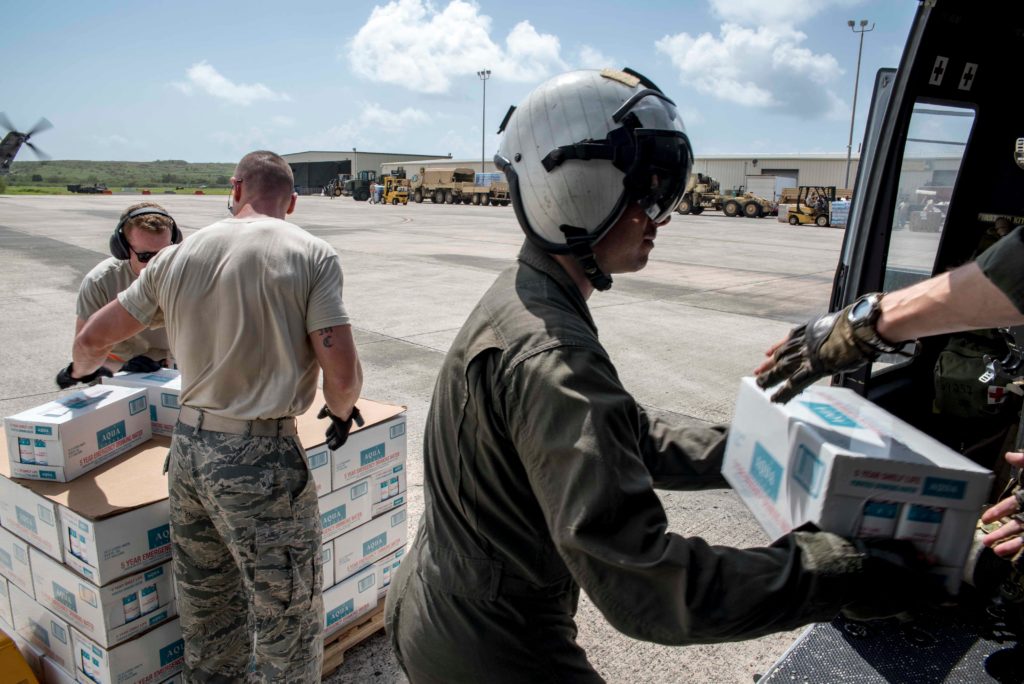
[505,346,865,645]
[976,224,1024,313]
[636,406,728,490]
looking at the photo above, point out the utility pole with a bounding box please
[845,19,874,190]
[477,69,491,175]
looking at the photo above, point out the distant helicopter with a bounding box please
[1,113,52,175]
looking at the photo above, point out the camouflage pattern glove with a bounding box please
[55,361,112,389]
[842,538,944,621]
[756,303,883,404]
[317,404,365,450]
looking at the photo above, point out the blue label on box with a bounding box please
[97,420,126,448]
[922,477,966,500]
[750,443,783,501]
[144,566,164,581]
[32,623,50,647]
[15,506,37,534]
[326,599,354,626]
[151,405,158,421]
[160,639,185,666]
[907,505,944,523]
[53,582,77,612]
[35,426,52,435]
[309,449,328,469]
[161,393,179,409]
[389,422,405,439]
[128,397,147,415]
[802,402,859,428]
[322,505,347,529]
[38,470,57,480]
[791,444,824,497]
[360,443,386,466]
[148,524,171,550]
[391,508,406,527]
[0,548,11,569]
[363,532,387,556]
[864,501,899,519]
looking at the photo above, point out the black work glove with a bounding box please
[842,538,945,621]
[755,303,883,404]
[121,355,163,373]
[317,404,365,450]
[55,362,113,389]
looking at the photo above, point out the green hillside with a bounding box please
[6,159,236,189]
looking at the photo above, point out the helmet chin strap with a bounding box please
[559,225,613,291]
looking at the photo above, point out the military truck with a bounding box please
[343,170,376,201]
[674,173,773,218]
[409,167,510,206]
[325,174,351,198]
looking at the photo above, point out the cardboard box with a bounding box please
[322,566,377,638]
[4,386,152,482]
[0,464,64,562]
[61,498,171,587]
[369,463,407,517]
[334,504,408,582]
[307,443,332,497]
[292,394,407,491]
[31,549,176,648]
[0,578,12,629]
[319,477,373,543]
[723,377,993,592]
[0,525,34,598]
[42,654,78,684]
[2,434,172,574]
[8,582,75,673]
[72,617,183,684]
[103,370,181,437]
[322,543,334,590]
[374,546,406,599]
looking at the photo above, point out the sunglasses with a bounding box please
[129,244,160,263]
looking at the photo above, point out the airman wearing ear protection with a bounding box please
[56,202,181,388]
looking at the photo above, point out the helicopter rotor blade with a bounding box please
[27,117,53,137]
[26,141,51,161]
[0,112,16,134]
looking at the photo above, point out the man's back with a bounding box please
[120,216,349,419]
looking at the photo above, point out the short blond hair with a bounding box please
[119,202,174,236]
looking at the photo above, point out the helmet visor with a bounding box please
[616,93,693,223]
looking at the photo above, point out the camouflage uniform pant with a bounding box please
[169,422,323,683]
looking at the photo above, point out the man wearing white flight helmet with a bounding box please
[384,68,935,683]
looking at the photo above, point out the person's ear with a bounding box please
[286,193,297,215]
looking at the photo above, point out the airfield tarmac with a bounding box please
[0,193,848,682]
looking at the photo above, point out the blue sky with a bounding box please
[2,0,919,163]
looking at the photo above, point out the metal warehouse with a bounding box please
[283,150,451,194]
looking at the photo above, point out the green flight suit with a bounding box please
[385,241,878,683]
[977,225,1024,312]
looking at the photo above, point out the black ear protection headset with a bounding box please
[109,207,182,261]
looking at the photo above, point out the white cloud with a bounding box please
[348,0,567,93]
[360,103,430,131]
[656,24,845,119]
[577,45,616,70]
[281,103,433,151]
[708,0,863,27]
[175,62,290,106]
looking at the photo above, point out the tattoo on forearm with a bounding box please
[318,327,334,348]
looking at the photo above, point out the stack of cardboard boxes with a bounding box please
[0,371,409,682]
[294,398,409,639]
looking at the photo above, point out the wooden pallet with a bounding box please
[321,605,386,679]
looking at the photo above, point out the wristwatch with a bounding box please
[847,293,903,354]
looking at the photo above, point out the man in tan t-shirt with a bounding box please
[55,202,179,388]
[72,151,363,681]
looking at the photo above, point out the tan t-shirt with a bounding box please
[119,216,350,419]
[77,257,171,363]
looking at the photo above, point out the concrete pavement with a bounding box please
[0,193,847,683]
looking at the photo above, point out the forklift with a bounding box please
[786,186,837,227]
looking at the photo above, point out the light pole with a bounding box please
[845,19,874,190]
[477,69,491,175]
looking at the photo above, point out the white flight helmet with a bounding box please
[495,68,693,290]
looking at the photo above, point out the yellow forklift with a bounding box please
[786,186,836,227]
[381,175,410,205]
